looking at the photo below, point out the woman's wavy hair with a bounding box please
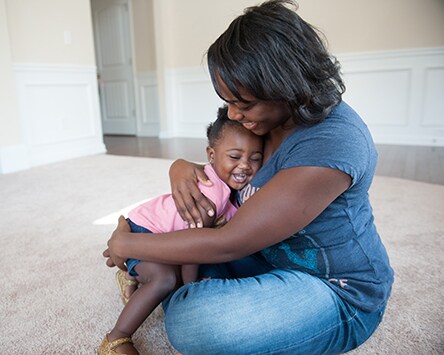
[207,0,345,126]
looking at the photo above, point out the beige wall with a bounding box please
[158,0,444,68]
[158,0,254,68]
[298,0,444,53]
[132,0,156,71]
[6,0,96,65]
[1,0,443,152]
[5,0,442,69]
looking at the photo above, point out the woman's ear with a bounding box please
[206,146,215,163]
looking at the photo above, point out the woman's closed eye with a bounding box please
[238,104,253,111]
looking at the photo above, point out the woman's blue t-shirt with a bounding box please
[237,101,394,312]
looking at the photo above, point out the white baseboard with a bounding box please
[11,63,106,171]
[160,47,444,146]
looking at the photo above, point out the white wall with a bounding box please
[0,0,27,173]
[151,0,444,146]
[0,0,105,174]
[1,0,444,174]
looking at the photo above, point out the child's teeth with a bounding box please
[233,174,246,182]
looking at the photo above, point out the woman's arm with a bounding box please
[105,166,351,267]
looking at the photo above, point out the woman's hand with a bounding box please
[102,216,130,271]
[169,159,214,228]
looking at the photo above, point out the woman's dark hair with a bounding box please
[207,0,345,126]
[207,105,244,146]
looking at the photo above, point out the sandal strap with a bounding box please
[125,279,138,286]
[107,336,132,350]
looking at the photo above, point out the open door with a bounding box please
[91,0,137,135]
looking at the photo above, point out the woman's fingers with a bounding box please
[169,159,214,227]
[172,188,202,228]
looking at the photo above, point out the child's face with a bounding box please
[207,126,263,190]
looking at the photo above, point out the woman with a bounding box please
[104,1,394,353]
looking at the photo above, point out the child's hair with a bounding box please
[207,0,345,126]
[207,105,244,147]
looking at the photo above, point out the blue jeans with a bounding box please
[126,219,152,277]
[163,254,386,354]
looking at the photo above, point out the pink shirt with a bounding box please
[128,165,237,233]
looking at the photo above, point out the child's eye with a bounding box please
[250,155,263,162]
[228,155,240,160]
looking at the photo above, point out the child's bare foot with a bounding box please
[116,270,138,304]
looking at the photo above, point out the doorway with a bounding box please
[91,0,137,135]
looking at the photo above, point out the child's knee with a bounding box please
[135,262,178,290]
[156,269,179,292]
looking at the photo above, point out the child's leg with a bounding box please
[108,262,181,352]
[181,264,199,284]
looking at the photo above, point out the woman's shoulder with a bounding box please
[292,101,372,145]
[327,101,369,131]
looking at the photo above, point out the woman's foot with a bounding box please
[116,269,138,305]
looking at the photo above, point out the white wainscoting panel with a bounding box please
[162,67,222,138]
[136,71,160,136]
[161,47,444,146]
[422,67,444,127]
[13,64,106,168]
[339,47,444,146]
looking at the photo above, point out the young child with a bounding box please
[99,105,264,355]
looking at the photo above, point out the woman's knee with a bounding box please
[163,283,233,351]
[161,270,353,354]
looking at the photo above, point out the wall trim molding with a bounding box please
[336,46,444,62]
[14,63,98,73]
[8,63,106,173]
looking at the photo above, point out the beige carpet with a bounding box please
[0,154,443,354]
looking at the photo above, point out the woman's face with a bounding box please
[215,76,293,136]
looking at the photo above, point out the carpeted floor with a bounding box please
[0,154,443,354]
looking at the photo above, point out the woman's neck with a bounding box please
[263,121,297,162]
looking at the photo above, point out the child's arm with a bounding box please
[181,199,216,284]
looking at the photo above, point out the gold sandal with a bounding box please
[115,269,138,305]
[98,335,133,355]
